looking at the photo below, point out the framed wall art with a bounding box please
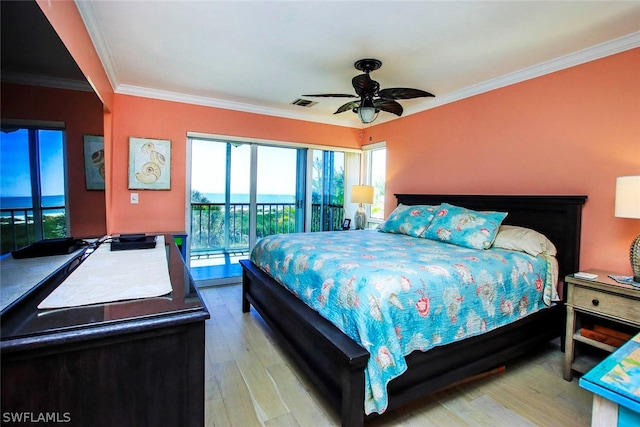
[128,137,171,190]
[83,135,105,190]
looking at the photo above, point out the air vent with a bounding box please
[291,98,317,108]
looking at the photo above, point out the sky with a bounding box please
[0,128,66,198]
[1,134,310,200]
[191,140,297,196]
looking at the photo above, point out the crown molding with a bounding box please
[115,84,359,128]
[115,32,639,128]
[75,0,119,90]
[403,31,640,118]
[1,71,93,92]
[76,2,638,129]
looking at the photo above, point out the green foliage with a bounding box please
[311,156,344,205]
[371,176,386,219]
[191,190,211,203]
[189,202,344,254]
[1,213,67,254]
[190,203,298,253]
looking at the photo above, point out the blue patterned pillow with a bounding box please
[423,203,507,249]
[378,204,439,237]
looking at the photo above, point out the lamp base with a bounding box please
[631,233,640,283]
[354,206,367,230]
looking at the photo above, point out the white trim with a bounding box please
[362,141,386,151]
[186,131,362,153]
[1,72,93,92]
[248,145,258,252]
[400,31,640,120]
[184,136,193,263]
[116,84,356,128]
[110,32,638,128]
[75,0,119,90]
[76,4,639,130]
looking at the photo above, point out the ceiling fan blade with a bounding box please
[378,88,435,100]
[334,100,360,114]
[302,93,358,98]
[373,99,403,116]
[352,74,379,97]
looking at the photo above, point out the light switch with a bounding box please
[130,193,139,204]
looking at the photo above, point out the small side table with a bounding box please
[564,270,640,381]
[579,333,640,427]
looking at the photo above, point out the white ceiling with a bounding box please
[60,2,640,127]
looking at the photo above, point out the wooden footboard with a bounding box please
[241,194,587,426]
[241,259,369,426]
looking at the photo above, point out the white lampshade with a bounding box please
[615,176,640,219]
[351,185,374,205]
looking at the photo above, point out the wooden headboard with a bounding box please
[395,194,587,299]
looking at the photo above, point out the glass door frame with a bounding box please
[187,136,308,263]
[186,133,360,268]
[1,122,68,252]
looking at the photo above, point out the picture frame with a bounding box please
[128,137,171,190]
[83,135,105,190]
[342,218,351,230]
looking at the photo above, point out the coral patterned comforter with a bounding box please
[250,230,558,415]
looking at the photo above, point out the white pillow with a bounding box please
[492,225,557,257]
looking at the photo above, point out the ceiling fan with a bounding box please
[303,58,435,124]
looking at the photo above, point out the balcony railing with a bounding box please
[0,202,345,257]
[1,207,67,254]
[190,202,343,257]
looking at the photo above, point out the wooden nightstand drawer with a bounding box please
[571,285,640,323]
[564,270,640,381]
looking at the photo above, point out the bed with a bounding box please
[240,194,587,426]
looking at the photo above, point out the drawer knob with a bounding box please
[592,299,599,306]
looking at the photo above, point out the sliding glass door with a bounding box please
[190,140,251,258]
[256,145,304,238]
[189,138,307,282]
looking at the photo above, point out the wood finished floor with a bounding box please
[200,284,594,426]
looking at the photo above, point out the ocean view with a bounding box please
[200,193,295,204]
[1,195,65,209]
[2,194,296,209]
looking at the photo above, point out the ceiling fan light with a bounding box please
[358,106,379,124]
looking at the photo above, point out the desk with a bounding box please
[579,333,640,427]
[1,235,209,427]
[0,248,86,312]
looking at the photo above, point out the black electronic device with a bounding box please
[11,238,85,259]
[110,234,157,251]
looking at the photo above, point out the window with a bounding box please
[363,143,386,222]
[0,126,68,253]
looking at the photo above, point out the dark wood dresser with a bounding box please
[1,236,209,426]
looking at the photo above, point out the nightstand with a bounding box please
[564,270,640,381]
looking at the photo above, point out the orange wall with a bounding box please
[108,94,361,234]
[36,1,639,274]
[364,48,640,274]
[1,83,106,237]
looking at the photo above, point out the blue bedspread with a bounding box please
[250,230,557,414]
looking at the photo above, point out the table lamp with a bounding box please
[352,185,374,230]
[614,176,640,282]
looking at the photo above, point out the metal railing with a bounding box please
[1,206,67,253]
[190,202,343,258]
[0,202,345,257]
